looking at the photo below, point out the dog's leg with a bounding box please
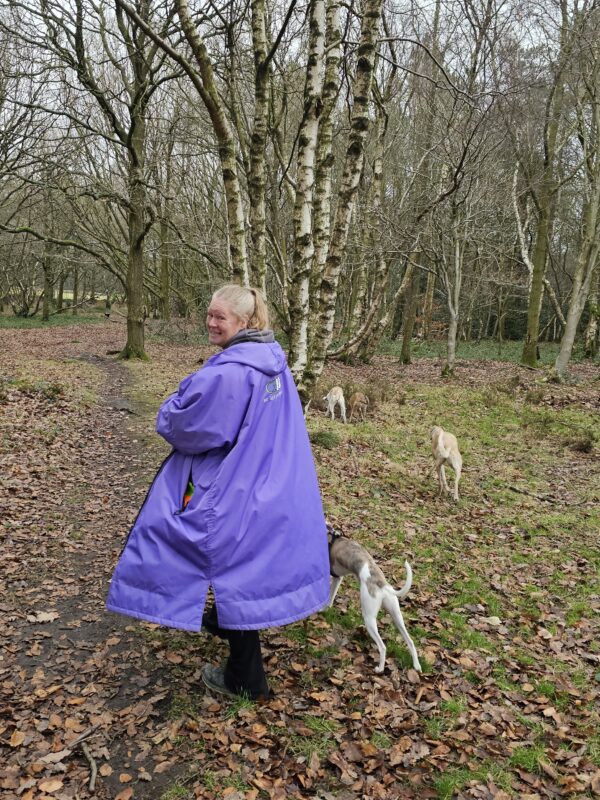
[382,592,422,672]
[440,463,450,494]
[329,576,343,606]
[449,454,461,501]
[360,585,387,673]
[435,459,445,496]
[453,465,460,501]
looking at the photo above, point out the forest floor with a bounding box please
[1,319,599,800]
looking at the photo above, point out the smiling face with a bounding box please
[206,298,247,347]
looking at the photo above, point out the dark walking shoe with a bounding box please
[201,663,238,698]
[201,664,270,702]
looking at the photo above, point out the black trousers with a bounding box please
[202,604,270,699]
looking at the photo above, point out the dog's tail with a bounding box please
[390,560,413,599]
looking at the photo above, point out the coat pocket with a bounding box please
[175,468,196,515]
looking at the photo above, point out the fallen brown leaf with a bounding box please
[38,778,64,793]
[9,731,25,747]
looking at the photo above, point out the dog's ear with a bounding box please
[326,522,343,544]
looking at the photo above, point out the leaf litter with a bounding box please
[0,321,599,799]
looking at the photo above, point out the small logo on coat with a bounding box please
[264,376,282,402]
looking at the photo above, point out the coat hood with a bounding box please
[210,337,286,377]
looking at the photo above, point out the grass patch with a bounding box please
[535,679,570,711]
[509,742,547,772]
[160,784,192,800]
[309,429,342,449]
[0,310,108,329]
[288,716,338,760]
[434,760,513,799]
[440,695,468,717]
[438,611,496,652]
[587,730,600,767]
[424,716,447,739]
[371,730,392,749]
[1,376,69,406]
[321,604,363,631]
[224,694,256,718]
[379,337,599,365]
[168,693,200,720]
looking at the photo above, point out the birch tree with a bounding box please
[287,0,326,373]
[298,0,385,391]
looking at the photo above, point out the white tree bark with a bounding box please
[288,0,326,376]
[302,0,384,388]
[442,228,463,375]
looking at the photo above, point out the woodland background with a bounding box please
[1,0,600,390]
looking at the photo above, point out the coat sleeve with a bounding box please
[156,365,251,454]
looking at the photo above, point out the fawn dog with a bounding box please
[431,425,462,501]
[327,525,422,674]
[348,391,369,422]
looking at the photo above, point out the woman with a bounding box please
[107,285,331,700]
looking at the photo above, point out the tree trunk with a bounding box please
[584,266,599,357]
[42,258,53,322]
[519,3,573,367]
[309,0,342,341]
[522,204,550,366]
[248,0,270,293]
[555,195,600,378]
[287,0,326,376]
[346,100,388,343]
[400,265,419,364]
[72,267,79,315]
[357,262,415,362]
[160,217,171,321]
[121,119,148,360]
[57,272,65,312]
[444,310,458,375]
[175,0,249,285]
[442,230,463,375]
[302,0,384,391]
[420,271,435,340]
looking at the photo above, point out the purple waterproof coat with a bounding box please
[106,339,330,631]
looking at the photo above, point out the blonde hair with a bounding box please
[211,284,269,330]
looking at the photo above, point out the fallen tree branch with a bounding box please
[68,725,99,749]
[81,742,98,792]
[508,485,598,507]
[508,485,564,503]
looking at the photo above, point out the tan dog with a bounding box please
[323,386,346,423]
[348,391,369,422]
[431,426,462,501]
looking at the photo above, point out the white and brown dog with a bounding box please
[323,386,346,423]
[326,525,421,674]
[431,425,462,502]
